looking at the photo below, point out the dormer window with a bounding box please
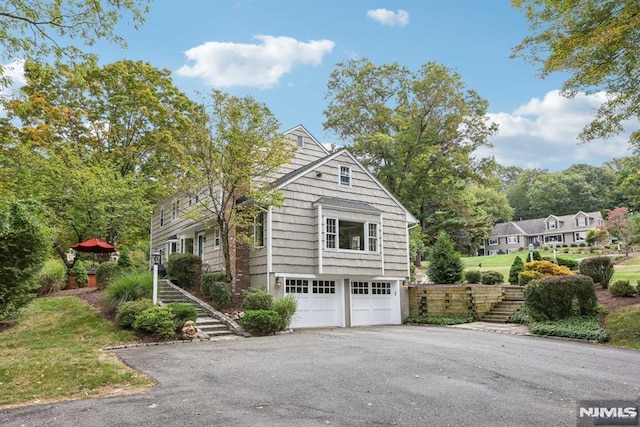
[547,220,557,230]
[339,166,351,187]
[576,216,588,227]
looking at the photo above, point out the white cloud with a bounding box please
[176,35,335,89]
[477,90,638,170]
[1,59,25,96]
[366,9,409,27]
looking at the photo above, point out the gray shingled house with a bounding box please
[150,125,418,328]
[481,211,605,255]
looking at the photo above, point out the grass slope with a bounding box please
[0,297,154,407]
[606,305,640,350]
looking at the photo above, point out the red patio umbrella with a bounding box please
[71,237,116,253]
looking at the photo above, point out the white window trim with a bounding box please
[339,165,352,187]
[574,231,587,241]
[171,200,180,221]
[197,232,205,258]
[488,238,499,246]
[507,236,519,244]
[547,221,557,230]
[213,228,221,250]
[324,217,379,253]
[488,250,499,256]
[576,217,588,227]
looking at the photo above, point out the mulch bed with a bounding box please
[596,287,640,312]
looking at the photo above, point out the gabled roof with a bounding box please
[283,124,330,155]
[274,148,418,224]
[491,211,604,237]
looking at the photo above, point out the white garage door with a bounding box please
[350,281,400,326]
[287,279,344,328]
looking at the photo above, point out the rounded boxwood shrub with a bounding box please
[132,306,176,339]
[201,272,232,309]
[481,270,504,285]
[556,257,579,270]
[272,294,298,330]
[115,298,154,328]
[464,270,482,284]
[242,288,273,311]
[579,256,614,288]
[609,280,638,297]
[95,261,121,290]
[167,253,202,290]
[165,302,198,329]
[524,274,597,321]
[241,310,283,336]
[70,260,89,287]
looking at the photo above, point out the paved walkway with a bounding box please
[448,321,530,335]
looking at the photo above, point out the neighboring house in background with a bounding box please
[481,211,605,256]
[150,125,418,328]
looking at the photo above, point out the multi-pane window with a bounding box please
[488,238,499,246]
[547,220,557,230]
[326,218,337,249]
[171,200,180,221]
[371,282,391,295]
[576,217,588,227]
[312,280,336,294]
[339,166,351,186]
[325,218,378,252]
[544,234,564,243]
[575,231,587,241]
[286,279,309,294]
[213,228,221,249]
[254,212,265,247]
[197,233,205,258]
[507,236,519,244]
[352,281,369,295]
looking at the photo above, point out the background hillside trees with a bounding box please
[323,58,498,262]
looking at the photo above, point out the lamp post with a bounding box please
[151,250,162,305]
[528,243,534,262]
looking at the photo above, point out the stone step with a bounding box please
[480,315,510,323]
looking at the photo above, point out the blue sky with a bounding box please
[4,0,638,170]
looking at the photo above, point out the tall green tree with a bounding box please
[427,231,464,284]
[1,60,199,259]
[181,90,296,286]
[323,58,498,263]
[0,1,148,63]
[512,0,640,145]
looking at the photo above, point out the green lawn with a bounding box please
[0,297,154,407]
[606,305,640,349]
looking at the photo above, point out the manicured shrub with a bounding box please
[115,298,154,328]
[102,271,153,313]
[201,272,232,309]
[524,260,572,276]
[532,250,542,261]
[165,302,198,329]
[579,256,614,288]
[272,294,298,329]
[0,199,52,319]
[609,280,638,297]
[240,310,283,336]
[132,306,176,340]
[167,253,202,290]
[37,259,66,295]
[242,288,273,311]
[481,270,504,285]
[427,231,463,284]
[95,262,121,290]
[524,274,597,321]
[70,260,89,287]
[116,250,134,271]
[509,256,524,285]
[464,270,482,284]
[556,257,579,270]
[518,270,544,286]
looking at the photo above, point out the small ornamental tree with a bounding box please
[427,231,464,284]
[0,199,52,319]
[509,256,524,285]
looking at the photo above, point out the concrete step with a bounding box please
[480,315,510,323]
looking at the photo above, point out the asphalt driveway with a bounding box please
[2,326,639,426]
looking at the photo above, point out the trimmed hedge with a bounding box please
[579,256,614,289]
[242,288,273,311]
[524,274,597,321]
[165,302,198,328]
[241,310,283,336]
[518,270,544,286]
[132,306,176,340]
[609,280,638,297]
[524,260,572,276]
[464,270,482,284]
[115,298,154,328]
[201,272,232,309]
[481,270,504,285]
[556,257,579,270]
[167,253,202,290]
